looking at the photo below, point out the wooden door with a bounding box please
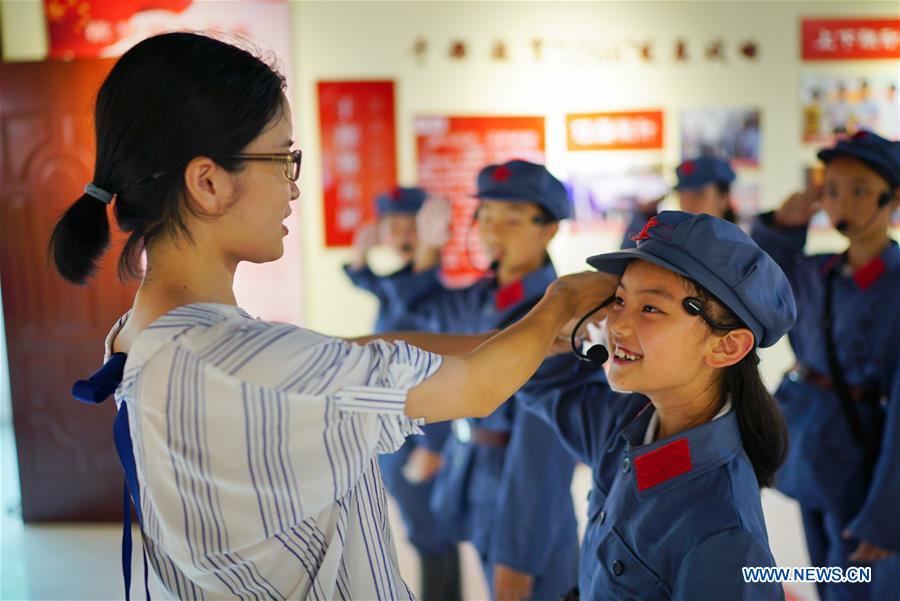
[0,58,136,521]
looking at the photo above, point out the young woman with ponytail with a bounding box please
[517,211,797,600]
[49,32,615,599]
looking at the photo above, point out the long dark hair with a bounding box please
[689,280,788,488]
[49,32,286,284]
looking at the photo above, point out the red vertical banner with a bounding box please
[318,81,397,248]
[415,116,545,287]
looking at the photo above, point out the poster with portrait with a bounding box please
[565,159,667,232]
[680,107,761,168]
[801,72,899,143]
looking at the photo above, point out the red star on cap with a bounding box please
[390,187,403,201]
[492,165,512,182]
[680,161,695,175]
[631,216,659,242]
[852,130,869,140]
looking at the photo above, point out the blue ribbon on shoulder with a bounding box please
[72,352,150,600]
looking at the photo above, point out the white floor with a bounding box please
[1,424,816,601]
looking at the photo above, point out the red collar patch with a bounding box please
[492,165,512,183]
[630,216,659,242]
[852,256,886,290]
[495,280,524,311]
[634,438,693,492]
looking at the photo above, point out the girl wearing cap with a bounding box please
[620,156,738,250]
[518,211,796,600]
[49,33,614,600]
[751,130,900,600]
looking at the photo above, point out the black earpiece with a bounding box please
[683,297,703,316]
[683,296,741,332]
[878,190,893,208]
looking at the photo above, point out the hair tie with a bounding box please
[84,183,114,204]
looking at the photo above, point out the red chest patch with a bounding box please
[495,280,524,311]
[634,438,693,492]
[852,257,885,290]
[630,216,659,242]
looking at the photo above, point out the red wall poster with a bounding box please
[566,110,664,151]
[44,0,291,61]
[801,18,900,60]
[318,81,397,248]
[415,116,545,288]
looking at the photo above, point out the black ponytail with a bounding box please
[48,32,286,284]
[687,281,788,488]
[49,193,111,284]
[722,352,787,488]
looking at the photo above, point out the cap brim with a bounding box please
[472,189,538,202]
[586,247,690,279]
[817,146,899,187]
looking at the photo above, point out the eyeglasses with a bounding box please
[227,149,302,182]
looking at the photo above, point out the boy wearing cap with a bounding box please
[344,186,461,600]
[621,156,737,249]
[751,131,900,600]
[518,211,794,600]
[408,160,589,600]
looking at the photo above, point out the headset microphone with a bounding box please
[835,190,893,234]
[584,344,609,364]
[570,295,616,365]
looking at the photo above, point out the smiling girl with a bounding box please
[518,211,796,600]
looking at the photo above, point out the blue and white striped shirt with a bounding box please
[104,303,442,600]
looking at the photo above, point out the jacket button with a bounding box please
[622,458,631,473]
[599,511,606,525]
[612,560,624,576]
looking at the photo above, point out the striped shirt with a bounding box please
[104,303,442,600]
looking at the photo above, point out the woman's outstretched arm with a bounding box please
[404,271,617,423]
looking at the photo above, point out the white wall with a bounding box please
[290,0,896,346]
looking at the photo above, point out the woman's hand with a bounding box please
[545,271,619,322]
[774,186,822,228]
